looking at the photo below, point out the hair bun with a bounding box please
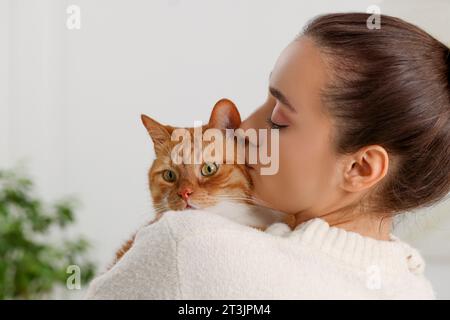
[447,48,450,82]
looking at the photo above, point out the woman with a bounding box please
[86,13,450,299]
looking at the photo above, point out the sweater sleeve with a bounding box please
[85,215,181,299]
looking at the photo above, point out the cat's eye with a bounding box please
[162,169,177,182]
[201,162,219,177]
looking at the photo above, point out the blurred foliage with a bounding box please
[0,169,96,299]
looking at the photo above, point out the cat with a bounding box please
[112,98,293,265]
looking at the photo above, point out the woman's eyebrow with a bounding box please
[268,86,297,113]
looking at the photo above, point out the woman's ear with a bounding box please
[340,145,390,192]
[141,114,173,156]
[208,98,241,130]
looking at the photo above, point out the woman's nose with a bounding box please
[240,95,274,131]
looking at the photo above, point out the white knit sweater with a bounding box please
[85,205,435,299]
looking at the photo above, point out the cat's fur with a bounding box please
[113,99,292,265]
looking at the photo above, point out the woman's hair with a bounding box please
[302,13,450,214]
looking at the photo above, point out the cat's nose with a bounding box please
[178,187,193,201]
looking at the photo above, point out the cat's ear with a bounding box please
[141,114,173,155]
[208,98,241,130]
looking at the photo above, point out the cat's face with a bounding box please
[141,99,253,214]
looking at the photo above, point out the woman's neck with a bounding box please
[294,208,393,241]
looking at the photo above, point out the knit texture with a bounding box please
[85,208,435,299]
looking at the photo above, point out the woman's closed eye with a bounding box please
[266,117,289,130]
[267,100,291,130]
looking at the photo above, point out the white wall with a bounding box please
[0,0,9,161]
[1,0,449,299]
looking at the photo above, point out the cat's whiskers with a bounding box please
[152,203,170,214]
[213,194,270,207]
[215,194,278,212]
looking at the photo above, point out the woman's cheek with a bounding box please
[271,135,306,205]
[252,131,319,211]
[251,141,298,211]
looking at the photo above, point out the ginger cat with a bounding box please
[113,99,292,265]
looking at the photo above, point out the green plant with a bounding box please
[0,168,96,299]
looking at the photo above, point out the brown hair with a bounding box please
[302,13,450,214]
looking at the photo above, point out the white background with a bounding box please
[1,0,449,299]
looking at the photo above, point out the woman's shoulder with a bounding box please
[135,207,289,274]
[142,208,264,244]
